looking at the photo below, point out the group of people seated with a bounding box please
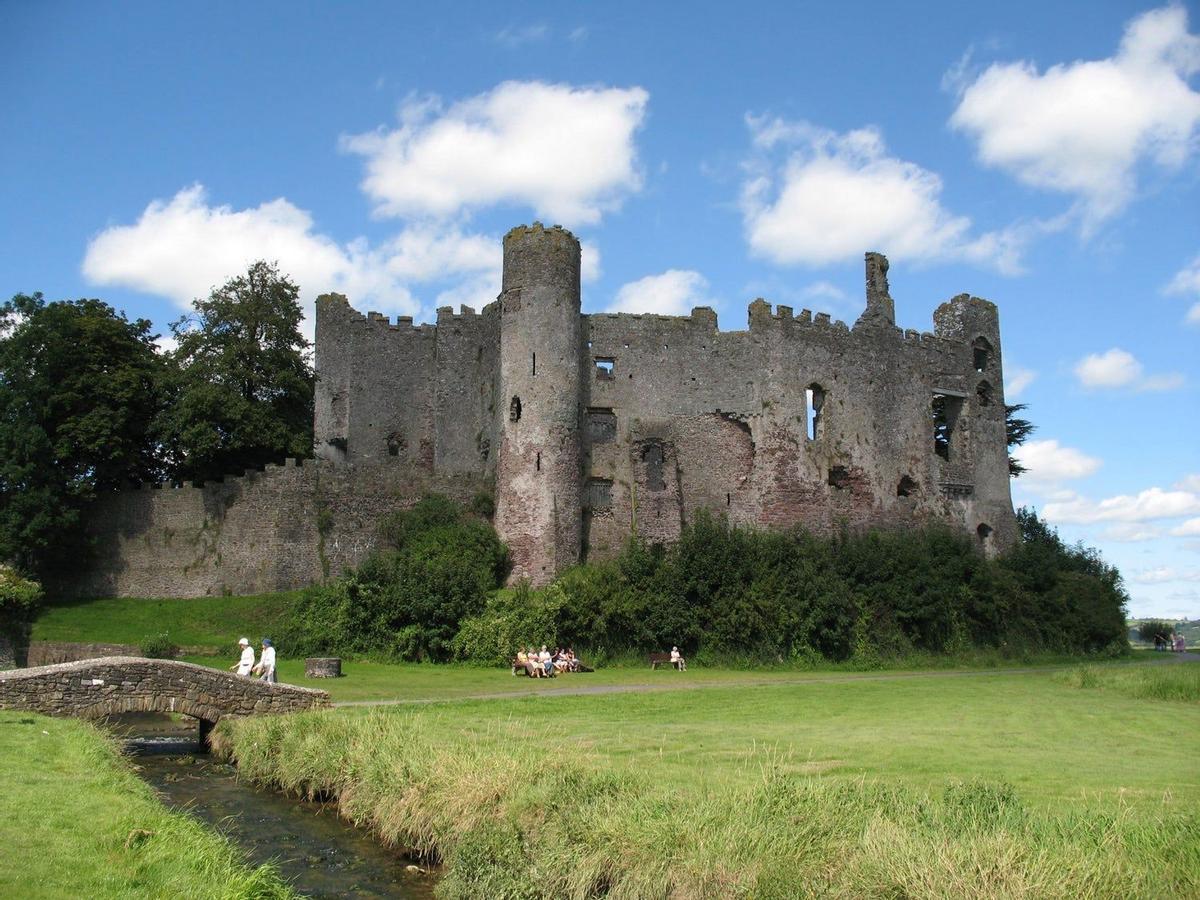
[515,645,580,677]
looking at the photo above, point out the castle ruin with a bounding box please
[65,223,1016,597]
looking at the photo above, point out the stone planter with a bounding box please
[305,657,342,678]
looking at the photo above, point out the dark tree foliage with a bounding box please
[280,499,1129,665]
[1136,619,1176,642]
[280,496,508,662]
[1006,403,1036,477]
[0,293,166,576]
[158,261,313,483]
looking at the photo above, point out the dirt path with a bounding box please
[333,653,1199,708]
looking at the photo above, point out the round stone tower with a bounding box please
[493,224,583,584]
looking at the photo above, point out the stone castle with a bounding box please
[65,223,1015,597]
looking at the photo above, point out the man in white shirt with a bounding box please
[254,639,277,683]
[230,637,255,676]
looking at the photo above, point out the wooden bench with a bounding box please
[649,653,684,670]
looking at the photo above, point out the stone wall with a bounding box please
[55,458,485,599]
[0,656,329,722]
[24,641,220,667]
[68,225,1017,597]
[580,278,1016,562]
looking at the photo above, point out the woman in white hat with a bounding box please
[230,637,255,676]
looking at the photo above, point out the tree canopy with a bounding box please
[0,293,166,576]
[157,261,314,482]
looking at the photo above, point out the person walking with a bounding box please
[253,638,277,683]
[230,637,255,677]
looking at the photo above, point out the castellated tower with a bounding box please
[493,224,584,583]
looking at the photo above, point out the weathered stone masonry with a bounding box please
[62,222,1016,596]
[0,657,329,727]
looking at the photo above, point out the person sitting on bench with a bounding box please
[670,646,687,671]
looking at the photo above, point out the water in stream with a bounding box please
[106,712,435,899]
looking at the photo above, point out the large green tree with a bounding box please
[158,261,314,482]
[0,293,166,576]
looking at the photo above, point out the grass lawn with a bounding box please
[32,592,301,648]
[218,664,1200,898]
[324,665,1200,808]
[0,711,293,899]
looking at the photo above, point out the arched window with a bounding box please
[972,337,993,373]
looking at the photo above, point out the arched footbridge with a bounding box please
[0,657,329,743]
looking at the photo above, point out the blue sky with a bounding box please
[2,1,1198,617]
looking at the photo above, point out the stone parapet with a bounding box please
[0,657,329,723]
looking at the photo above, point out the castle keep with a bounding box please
[67,223,1016,597]
[314,223,1016,584]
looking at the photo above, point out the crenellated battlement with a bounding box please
[70,225,1016,599]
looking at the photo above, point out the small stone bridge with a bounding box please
[0,657,329,742]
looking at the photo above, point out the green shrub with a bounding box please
[139,632,178,659]
[279,495,508,661]
[0,566,41,665]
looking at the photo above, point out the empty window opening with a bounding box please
[976,380,993,407]
[587,340,593,349]
[587,478,613,509]
[827,465,851,489]
[805,384,826,441]
[595,357,615,380]
[386,432,405,457]
[972,337,992,373]
[642,442,666,491]
[531,352,536,376]
[509,395,522,422]
[977,523,994,553]
[726,492,731,506]
[897,475,917,497]
[932,393,963,460]
[587,408,617,444]
[536,451,541,472]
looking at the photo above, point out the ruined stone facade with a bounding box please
[63,222,1015,597]
[316,223,1016,584]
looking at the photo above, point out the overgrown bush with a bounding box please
[0,565,42,668]
[277,497,1128,668]
[139,632,178,659]
[451,508,1129,665]
[279,495,508,661]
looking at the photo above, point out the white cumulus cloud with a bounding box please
[1043,486,1200,524]
[739,117,1034,273]
[1165,252,1200,325]
[1170,517,1200,536]
[81,185,518,335]
[82,184,416,313]
[1100,523,1162,542]
[608,270,712,317]
[1012,439,1102,483]
[949,5,1200,230]
[1073,347,1183,391]
[1004,366,1037,399]
[342,81,649,226]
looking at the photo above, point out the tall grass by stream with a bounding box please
[215,708,1199,899]
[1056,661,1200,702]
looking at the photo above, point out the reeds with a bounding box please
[214,710,1200,899]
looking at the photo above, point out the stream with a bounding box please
[106,712,435,899]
